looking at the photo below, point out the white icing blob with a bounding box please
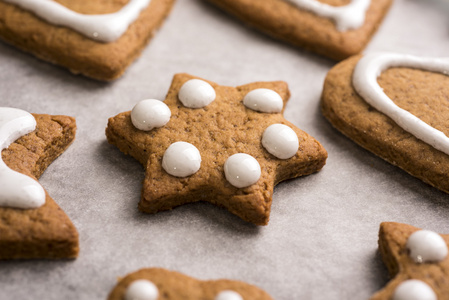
[243,88,283,113]
[286,0,371,31]
[392,280,437,300]
[131,99,171,131]
[125,279,159,300]
[353,53,449,156]
[162,142,201,177]
[0,107,46,209]
[406,230,448,263]
[3,0,151,42]
[178,79,216,108]
[262,124,299,159]
[215,290,244,300]
[224,153,261,188]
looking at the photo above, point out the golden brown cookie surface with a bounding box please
[106,73,327,225]
[204,0,392,60]
[107,268,273,300]
[0,0,175,80]
[321,55,449,194]
[0,113,78,259]
[371,222,449,299]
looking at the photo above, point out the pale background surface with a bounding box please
[0,0,448,299]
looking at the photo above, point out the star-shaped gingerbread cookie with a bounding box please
[107,268,273,300]
[371,222,449,300]
[0,112,78,259]
[106,73,327,225]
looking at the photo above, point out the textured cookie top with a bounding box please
[106,73,327,225]
[371,222,449,300]
[0,113,78,259]
[107,268,273,300]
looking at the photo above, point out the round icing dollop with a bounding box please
[243,89,283,113]
[178,79,216,108]
[3,0,151,42]
[162,142,201,177]
[0,107,46,209]
[224,153,261,188]
[215,290,244,300]
[392,280,437,300]
[262,124,299,159]
[406,230,448,263]
[125,279,159,300]
[131,99,171,131]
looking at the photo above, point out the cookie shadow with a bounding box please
[368,249,391,295]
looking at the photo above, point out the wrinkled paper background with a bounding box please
[1,0,449,299]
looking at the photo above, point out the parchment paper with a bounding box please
[1,0,449,299]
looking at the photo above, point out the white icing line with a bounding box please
[286,0,371,31]
[0,107,45,209]
[2,0,151,42]
[352,52,449,156]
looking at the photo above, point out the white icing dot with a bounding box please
[178,79,216,108]
[262,124,299,159]
[224,153,261,188]
[131,99,171,131]
[392,280,437,300]
[243,89,283,113]
[125,279,159,300]
[407,230,448,263]
[215,290,244,300]
[0,107,46,209]
[162,142,201,177]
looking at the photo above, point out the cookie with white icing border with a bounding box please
[371,222,449,300]
[107,268,273,300]
[203,0,392,60]
[321,53,449,193]
[0,109,78,259]
[106,73,327,225]
[0,0,175,80]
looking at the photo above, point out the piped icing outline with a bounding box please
[2,0,151,42]
[286,0,371,31]
[0,107,46,209]
[352,52,449,156]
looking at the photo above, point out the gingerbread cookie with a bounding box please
[106,73,327,225]
[0,107,78,259]
[321,53,449,193]
[0,0,175,80]
[371,222,449,300]
[204,0,392,60]
[107,268,273,300]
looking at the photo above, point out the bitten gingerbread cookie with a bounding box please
[204,0,392,60]
[0,0,175,80]
[321,53,449,193]
[0,107,78,259]
[371,222,449,300]
[107,268,273,300]
[106,73,327,225]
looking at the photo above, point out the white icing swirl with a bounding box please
[0,107,45,209]
[353,52,449,156]
[224,153,261,188]
[262,124,299,159]
[125,279,159,300]
[3,0,151,42]
[392,280,437,300]
[162,142,201,177]
[407,230,448,263]
[243,89,283,113]
[178,79,216,108]
[215,290,244,300]
[131,99,171,131]
[286,0,371,31]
